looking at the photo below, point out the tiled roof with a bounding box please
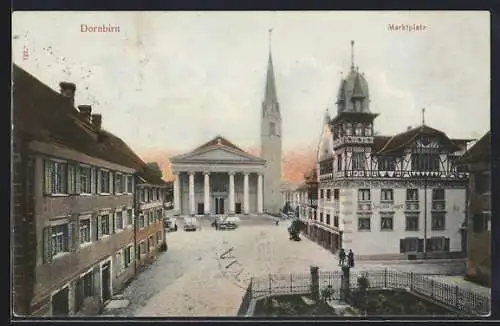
[459,131,490,164]
[13,64,165,185]
[375,125,461,155]
[373,135,392,152]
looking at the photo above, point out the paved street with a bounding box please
[102,216,489,317]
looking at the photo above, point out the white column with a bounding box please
[257,173,263,214]
[203,172,210,215]
[243,173,249,214]
[228,172,235,215]
[188,172,195,216]
[174,172,181,215]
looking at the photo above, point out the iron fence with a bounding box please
[248,269,491,316]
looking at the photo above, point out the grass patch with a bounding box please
[350,289,457,316]
[254,294,337,316]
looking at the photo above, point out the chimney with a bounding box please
[91,114,102,130]
[59,82,76,106]
[78,105,92,122]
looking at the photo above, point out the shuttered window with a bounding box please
[127,209,133,226]
[124,246,132,268]
[80,166,92,194]
[99,170,110,193]
[115,211,123,230]
[68,165,76,194]
[51,223,69,257]
[44,160,68,194]
[80,218,91,244]
[101,214,110,236]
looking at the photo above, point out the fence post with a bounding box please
[290,274,293,293]
[410,272,413,291]
[310,265,320,301]
[430,279,434,299]
[384,268,387,288]
[454,285,459,310]
[268,274,272,295]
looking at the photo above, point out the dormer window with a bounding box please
[355,123,363,136]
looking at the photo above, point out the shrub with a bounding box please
[357,276,370,291]
[321,285,335,302]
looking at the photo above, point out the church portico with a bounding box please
[170,136,266,217]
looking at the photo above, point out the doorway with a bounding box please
[51,286,69,315]
[235,203,242,214]
[101,262,111,302]
[197,203,204,215]
[215,197,225,215]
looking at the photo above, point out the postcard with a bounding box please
[11,11,491,318]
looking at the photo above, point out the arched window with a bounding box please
[345,123,352,135]
[364,124,372,136]
[355,123,363,136]
[269,122,276,136]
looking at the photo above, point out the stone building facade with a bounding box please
[12,64,166,316]
[461,131,491,287]
[306,42,472,260]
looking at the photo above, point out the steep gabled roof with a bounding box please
[372,135,392,153]
[13,64,165,186]
[459,131,491,164]
[376,125,461,155]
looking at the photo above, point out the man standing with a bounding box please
[338,248,346,266]
[348,249,355,268]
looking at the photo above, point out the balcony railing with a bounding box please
[405,200,420,211]
[357,200,372,212]
[378,200,394,211]
[432,200,446,211]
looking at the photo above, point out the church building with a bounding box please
[305,41,472,260]
[170,32,283,216]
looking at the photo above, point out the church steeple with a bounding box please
[264,28,278,106]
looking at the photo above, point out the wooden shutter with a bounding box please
[44,160,53,194]
[121,250,125,271]
[93,266,101,297]
[131,245,135,263]
[67,221,73,252]
[114,173,118,194]
[68,165,75,194]
[91,168,97,194]
[74,278,82,313]
[418,239,424,253]
[109,172,114,194]
[444,238,450,252]
[42,226,52,263]
[97,169,101,193]
[399,239,405,253]
[97,215,102,239]
[75,166,81,194]
[72,217,80,250]
[110,214,115,234]
[91,215,98,241]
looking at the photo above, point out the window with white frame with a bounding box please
[68,165,76,194]
[79,218,91,244]
[358,216,371,231]
[431,212,446,231]
[357,189,371,201]
[51,224,69,256]
[127,175,133,193]
[139,214,145,229]
[124,245,133,267]
[116,211,123,230]
[380,213,394,230]
[381,189,394,202]
[45,160,68,194]
[351,152,365,171]
[406,189,419,201]
[80,166,92,194]
[99,170,110,193]
[115,173,123,194]
[127,209,133,226]
[101,214,110,236]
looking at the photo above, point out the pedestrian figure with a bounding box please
[275,220,279,226]
[338,248,346,266]
[348,249,355,268]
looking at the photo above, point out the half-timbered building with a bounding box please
[307,41,472,260]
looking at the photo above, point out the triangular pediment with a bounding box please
[170,138,265,164]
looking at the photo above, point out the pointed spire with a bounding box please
[324,108,330,124]
[422,108,426,125]
[264,28,278,104]
[350,40,355,71]
[351,74,365,99]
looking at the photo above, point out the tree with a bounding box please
[288,219,307,241]
[146,162,163,178]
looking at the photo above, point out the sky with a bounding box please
[12,11,490,180]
